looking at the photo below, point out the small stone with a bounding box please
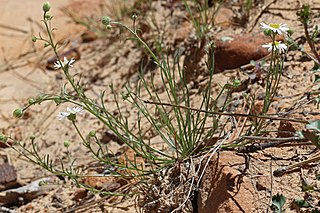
[73,188,88,201]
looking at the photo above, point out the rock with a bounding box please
[0,163,18,190]
[277,120,296,138]
[81,175,121,191]
[80,30,97,43]
[214,34,283,72]
[72,188,88,201]
[198,151,256,213]
[0,177,56,206]
[255,176,269,191]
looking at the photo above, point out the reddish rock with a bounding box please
[277,120,296,138]
[0,163,18,190]
[214,34,283,72]
[73,188,88,201]
[80,30,97,43]
[198,151,256,213]
[82,176,118,190]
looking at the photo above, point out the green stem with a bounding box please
[111,21,162,69]
[72,120,87,145]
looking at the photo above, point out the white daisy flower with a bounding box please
[260,22,289,35]
[262,41,287,54]
[58,106,84,120]
[53,57,76,69]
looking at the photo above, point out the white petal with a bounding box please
[72,106,84,113]
[278,44,287,53]
[260,22,269,29]
[57,112,70,120]
[280,24,288,29]
[262,43,272,51]
[66,107,73,113]
[63,57,69,64]
[53,64,61,69]
[69,58,75,66]
[53,60,63,69]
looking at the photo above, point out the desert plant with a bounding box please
[2,1,226,190]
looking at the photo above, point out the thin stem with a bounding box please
[72,121,87,145]
[303,21,320,64]
[110,21,162,69]
[143,99,308,124]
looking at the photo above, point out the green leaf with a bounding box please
[295,130,305,139]
[272,193,286,213]
[302,182,315,192]
[315,75,320,83]
[295,199,311,208]
[306,120,320,132]
[302,130,320,148]
[312,63,320,72]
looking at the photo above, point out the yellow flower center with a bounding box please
[273,41,280,45]
[269,23,280,29]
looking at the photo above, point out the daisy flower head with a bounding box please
[53,57,75,70]
[58,106,84,121]
[262,41,288,54]
[260,22,289,35]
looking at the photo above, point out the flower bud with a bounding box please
[32,36,37,42]
[28,98,36,105]
[64,140,70,148]
[45,13,52,20]
[89,130,96,137]
[287,29,294,36]
[44,43,50,48]
[0,134,8,143]
[29,135,36,140]
[43,2,51,12]
[13,108,24,118]
[233,79,241,87]
[54,97,61,105]
[102,16,111,26]
[106,24,112,30]
[263,29,272,36]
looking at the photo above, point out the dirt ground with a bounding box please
[1,0,320,212]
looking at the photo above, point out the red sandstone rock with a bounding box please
[214,34,283,72]
[198,151,256,212]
